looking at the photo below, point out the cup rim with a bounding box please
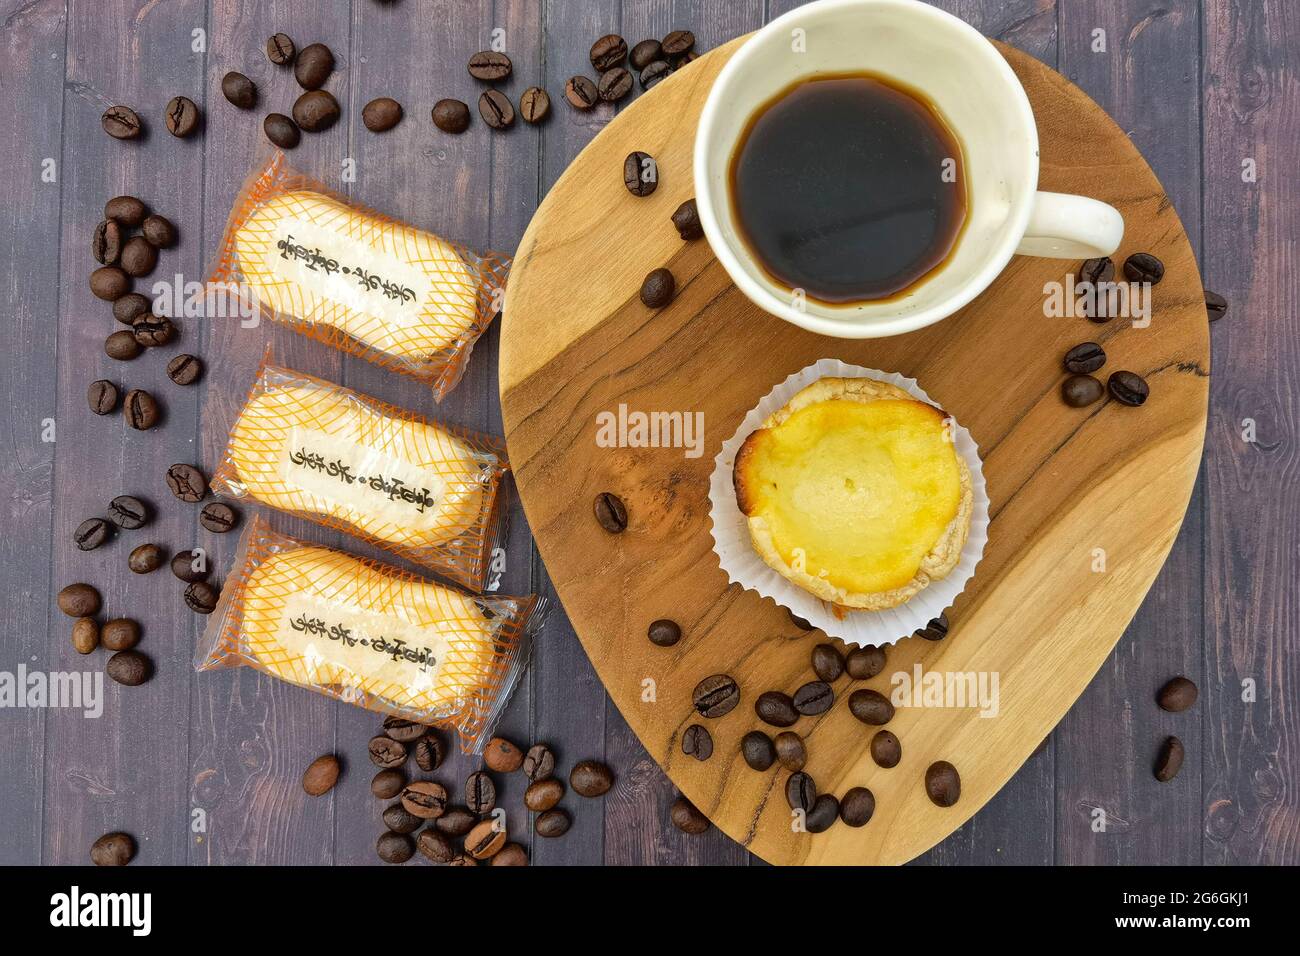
[694,0,1040,339]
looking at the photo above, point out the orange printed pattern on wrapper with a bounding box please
[209,150,510,401]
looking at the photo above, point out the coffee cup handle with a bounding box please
[1015,191,1124,259]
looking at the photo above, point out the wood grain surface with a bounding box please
[0,0,1295,866]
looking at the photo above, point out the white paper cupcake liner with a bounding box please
[708,358,989,646]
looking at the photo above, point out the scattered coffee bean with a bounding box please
[1108,370,1149,406]
[840,787,875,827]
[785,771,816,812]
[74,517,113,551]
[848,688,894,725]
[593,491,628,533]
[640,268,674,308]
[468,50,512,82]
[466,819,508,858]
[106,649,151,686]
[519,87,550,124]
[845,644,886,680]
[598,67,633,102]
[184,581,219,614]
[915,613,949,642]
[1078,256,1114,286]
[788,609,816,631]
[141,215,177,249]
[793,681,834,716]
[294,89,341,132]
[1064,341,1106,374]
[416,828,456,864]
[871,729,902,768]
[925,760,961,807]
[640,61,672,89]
[266,32,295,65]
[90,832,135,866]
[681,724,713,761]
[119,237,157,278]
[128,543,162,574]
[105,196,147,226]
[294,42,334,89]
[564,75,598,110]
[629,39,663,71]
[101,618,139,651]
[58,583,101,617]
[590,34,628,72]
[199,501,238,534]
[413,733,444,772]
[122,388,158,427]
[806,793,839,832]
[647,619,681,647]
[112,293,150,325]
[465,770,496,813]
[102,106,142,140]
[1123,252,1164,284]
[670,794,709,833]
[434,807,477,836]
[484,737,524,773]
[132,316,176,348]
[774,731,806,772]
[524,778,564,812]
[382,802,422,834]
[662,30,695,58]
[382,715,425,742]
[221,71,258,110]
[91,266,130,302]
[88,380,119,415]
[376,830,414,864]
[368,735,407,769]
[447,852,476,866]
[741,730,775,771]
[264,113,300,149]
[164,96,200,137]
[624,151,658,196]
[1154,736,1184,782]
[302,754,340,796]
[811,643,845,682]
[108,495,148,530]
[535,808,571,838]
[671,198,703,240]
[92,219,122,265]
[170,549,209,583]
[755,690,798,727]
[1157,676,1198,713]
[362,97,403,132]
[1204,289,1228,322]
[431,98,471,133]
[371,769,405,799]
[523,743,556,781]
[478,89,514,129]
[693,673,740,718]
[570,759,614,797]
[72,617,99,655]
[402,780,449,818]
[492,842,529,866]
[165,463,206,503]
[1062,374,1104,407]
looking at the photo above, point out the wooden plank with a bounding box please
[1202,0,1300,865]
[1053,0,1205,866]
[0,0,66,865]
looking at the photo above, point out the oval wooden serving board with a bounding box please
[499,35,1208,865]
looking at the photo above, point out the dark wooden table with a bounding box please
[1,0,1294,866]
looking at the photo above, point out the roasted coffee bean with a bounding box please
[871,729,902,768]
[165,463,206,503]
[371,769,405,799]
[1064,341,1106,374]
[123,385,162,429]
[132,315,176,348]
[624,151,658,196]
[58,583,101,618]
[640,268,674,308]
[447,852,476,866]
[598,67,633,102]
[484,736,524,773]
[1108,370,1149,406]
[431,98,471,133]
[806,793,839,832]
[792,681,834,716]
[264,113,300,149]
[647,618,681,647]
[88,380,119,415]
[741,730,775,771]
[74,517,113,551]
[294,42,334,89]
[413,733,444,772]
[465,770,496,813]
[91,266,130,301]
[416,828,455,864]
[93,219,122,265]
[789,609,816,631]
[849,688,894,725]
[72,617,99,655]
[755,690,798,727]
[774,731,806,772]
[925,760,961,807]
[593,491,628,532]
[90,832,135,866]
[1205,289,1228,322]
[524,777,564,812]
[166,353,203,386]
[846,644,886,680]
[368,735,407,769]
[302,754,341,796]
[670,794,709,834]
[382,802,422,834]
[127,543,162,574]
[570,759,614,797]
[266,32,295,65]
[681,724,713,761]
[112,293,150,325]
[1078,256,1114,286]
[640,61,672,89]
[199,502,238,533]
[692,673,740,718]
[915,613,949,641]
[519,86,550,124]
[534,809,570,838]
[141,215,177,249]
[108,495,149,530]
[1154,736,1184,782]
[629,39,663,71]
[104,329,140,357]
[468,50,512,82]
[661,30,695,58]
[590,34,628,72]
[164,95,200,137]
[674,50,699,67]
[564,75,598,110]
[184,581,219,614]
[466,819,508,858]
[434,807,477,836]
[491,842,528,866]
[523,743,556,781]
[785,771,816,813]
[221,71,258,109]
[102,106,142,140]
[478,89,514,129]
[106,649,151,686]
[1157,676,1198,713]
[170,549,209,583]
[1123,252,1164,285]
[840,787,875,827]
[119,236,156,277]
[362,97,403,132]
[671,198,703,241]
[402,780,449,819]
[811,643,845,682]
[376,830,414,864]
[382,715,426,743]
[101,618,139,651]
[1061,373,1104,408]
[293,89,341,132]
[105,196,147,227]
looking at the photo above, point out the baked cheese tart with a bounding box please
[733,378,972,610]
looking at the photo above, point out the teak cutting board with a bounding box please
[499,36,1208,865]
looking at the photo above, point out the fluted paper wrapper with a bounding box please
[708,359,989,646]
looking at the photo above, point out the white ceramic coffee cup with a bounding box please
[693,0,1124,339]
